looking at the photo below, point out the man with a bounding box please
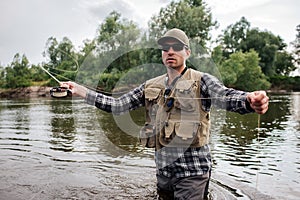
[62,28,269,199]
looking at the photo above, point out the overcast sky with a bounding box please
[0,0,299,66]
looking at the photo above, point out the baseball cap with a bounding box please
[157,28,189,47]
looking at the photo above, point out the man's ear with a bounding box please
[185,49,191,58]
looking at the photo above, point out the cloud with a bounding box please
[159,0,171,3]
[0,0,298,66]
[88,0,136,19]
[79,0,147,28]
[80,0,171,31]
[0,0,96,65]
[237,0,299,43]
[208,0,272,15]
[207,0,299,45]
[0,0,149,65]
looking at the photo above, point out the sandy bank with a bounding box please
[0,86,52,98]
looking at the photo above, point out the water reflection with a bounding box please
[210,93,300,199]
[8,99,31,135]
[49,99,76,152]
[98,109,145,152]
[264,94,291,131]
[0,94,299,200]
[0,99,32,156]
[291,92,300,131]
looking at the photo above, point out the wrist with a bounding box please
[245,99,255,112]
[76,84,88,98]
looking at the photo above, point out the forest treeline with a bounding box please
[0,0,299,92]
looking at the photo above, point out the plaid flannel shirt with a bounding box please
[85,72,254,178]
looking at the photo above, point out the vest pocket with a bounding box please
[140,123,156,148]
[175,121,200,140]
[142,87,162,148]
[164,120,175,139]
[173,80,197,112]
[145,87,162,101]
[160,120,201,147]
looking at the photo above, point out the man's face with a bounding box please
[161,38,190,70]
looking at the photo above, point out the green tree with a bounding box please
[95,11,140,53]
[219,17,291,77]
[274,51,296,75]
[30,64,49,83]
[218,52,244,87]
[43,37,59,66]
[219,50,270,91]
[291,24,300,74]
[148,0,217,49]
[293,25,300,64]
[43,36,78,84]
[80,39,96,59]
[75,11,144,91]
[241,29,285,76]
[221,16,250,57]
[5,54,32,88]
[211,45,225,68]
[0,65,5,88]
[147,0,219,79]
[96,11,122,51]
[95,11,141,70]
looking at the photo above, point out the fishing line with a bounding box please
[256,114,261,190]
[41,47,124,96]
[40,53,271,101]
[46,69,73,82]
[40,65,61,84]
[171,96,247,100]
[42,48,266,100]
[40,63,119,97]
[42,63,269,100]
[40,66,71,98]
[41,47,95,97]
[43,48,80,74]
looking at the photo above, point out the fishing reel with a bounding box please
[50,86,72,98]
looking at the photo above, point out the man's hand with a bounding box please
[247,91,269,114]
[60,81,88,98]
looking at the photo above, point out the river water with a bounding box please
[0,93,299,200]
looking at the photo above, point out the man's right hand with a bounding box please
[60,81,88,98]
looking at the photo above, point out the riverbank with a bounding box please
[0,86,52,98]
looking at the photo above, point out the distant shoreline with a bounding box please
[0,86,52,98]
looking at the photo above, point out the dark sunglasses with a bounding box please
[161,44,187,52]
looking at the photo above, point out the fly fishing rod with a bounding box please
[40,65,61,84]
[40,65,127,97]
[40,47,131,97]
[40,65,72,98]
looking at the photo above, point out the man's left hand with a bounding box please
[247,91,269,114]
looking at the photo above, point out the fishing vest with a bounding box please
[140,68,210,149]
